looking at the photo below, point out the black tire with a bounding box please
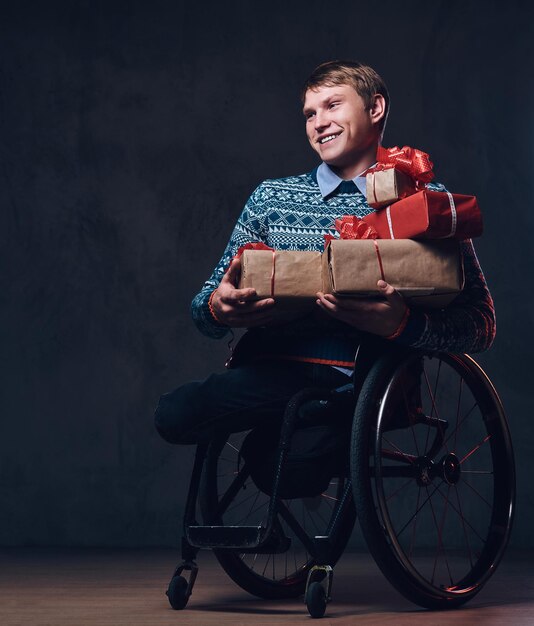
[199,431,356,599]
[306,581,327,618]
[351,351,515,610]
[166,575,189,610]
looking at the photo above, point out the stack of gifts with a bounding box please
[238,146,483,309]
[362,146,483,240]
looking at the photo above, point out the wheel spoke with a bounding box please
[381,435,416,464]
[374,465,416,478]
[426,484,453,587]
[435,484,486,543]
[408,487,422,559]
[277,500,324,557]
[461,477,493,508]
[454,485,474,568]
[423,362,449,454]
[394,483,442,539]
[441,401,478,452]
[216,466,251,516]
[460,434,491,465]
[385,477,414,502]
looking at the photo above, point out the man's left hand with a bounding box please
[316,280,408,337]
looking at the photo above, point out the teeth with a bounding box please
[319,134,339,144]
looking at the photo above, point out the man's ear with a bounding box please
[369,94,386,126]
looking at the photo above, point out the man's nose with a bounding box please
[314,110,330,131]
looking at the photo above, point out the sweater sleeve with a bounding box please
[190,183,268,338]
[390,181,496,354]
[394,239,496,353]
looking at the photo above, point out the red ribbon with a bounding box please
[372,239,386,282]
[324,215,379,245]
[324,219,386,284]
[234,241,274,259]
[368,145,434,184]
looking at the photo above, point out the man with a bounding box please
[154,60,495,445]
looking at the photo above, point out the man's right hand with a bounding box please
[210,257,275,327]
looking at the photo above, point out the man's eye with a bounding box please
[305,112,315,120]
[329,102,340,110]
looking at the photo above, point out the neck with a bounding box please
[328,144,379,180]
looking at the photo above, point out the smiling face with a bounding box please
[303,84,384,179]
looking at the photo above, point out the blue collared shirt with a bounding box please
[316,161,373,198]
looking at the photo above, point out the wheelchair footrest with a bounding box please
[186,524,291,552]
[187,525,264,549]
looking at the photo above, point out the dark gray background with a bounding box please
[1,0,532,547]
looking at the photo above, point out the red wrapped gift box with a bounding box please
[363,190,483,240]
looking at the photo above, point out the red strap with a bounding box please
[372,240,386,282]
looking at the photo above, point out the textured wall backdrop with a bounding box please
[1,0,532,547]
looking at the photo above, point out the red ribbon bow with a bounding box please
[234,242,274,260]
[369,145,434,184]
[324,216,379,245]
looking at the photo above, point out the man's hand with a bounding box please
[210,257,275,327]
[316,280,408,337]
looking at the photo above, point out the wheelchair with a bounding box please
[164,338,515,619]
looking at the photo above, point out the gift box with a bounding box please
[365,145,435,209]
[366,167,416,209]
[363,190,483,240]
[322,239,464,308]
[238,249,322,306]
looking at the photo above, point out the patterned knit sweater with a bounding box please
[191,168,495,364]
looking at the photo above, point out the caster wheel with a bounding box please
[166,575,189,610]
[306,581,327,619]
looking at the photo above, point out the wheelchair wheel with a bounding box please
[200,432,356,599]
[351,351,515,610]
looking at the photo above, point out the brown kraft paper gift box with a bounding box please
[238,249,323,307]
[365,167,416,209]
[322,239,464,308]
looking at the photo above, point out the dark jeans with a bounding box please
[154,360,351,445]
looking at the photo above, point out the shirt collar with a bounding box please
[316,161,373,198]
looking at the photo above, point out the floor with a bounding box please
[0,548,533,626]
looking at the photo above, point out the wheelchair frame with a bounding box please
[164,339,516,618]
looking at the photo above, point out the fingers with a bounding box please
[221,297,275,313]
[215,294,275,327]
[220,258,263,302]
[220,288,259,303]
[377,280,407,313]
[224,257,241,286]
[223,305,276,328]
[316,291,377,313]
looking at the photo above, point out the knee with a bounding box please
[154,382,201,444]
[154,391,183,444]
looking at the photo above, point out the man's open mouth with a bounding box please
[318,132,342,145]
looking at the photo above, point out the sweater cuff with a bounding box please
[204,294,228,330]
[192,294,229,339]
[393,307,427,346]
